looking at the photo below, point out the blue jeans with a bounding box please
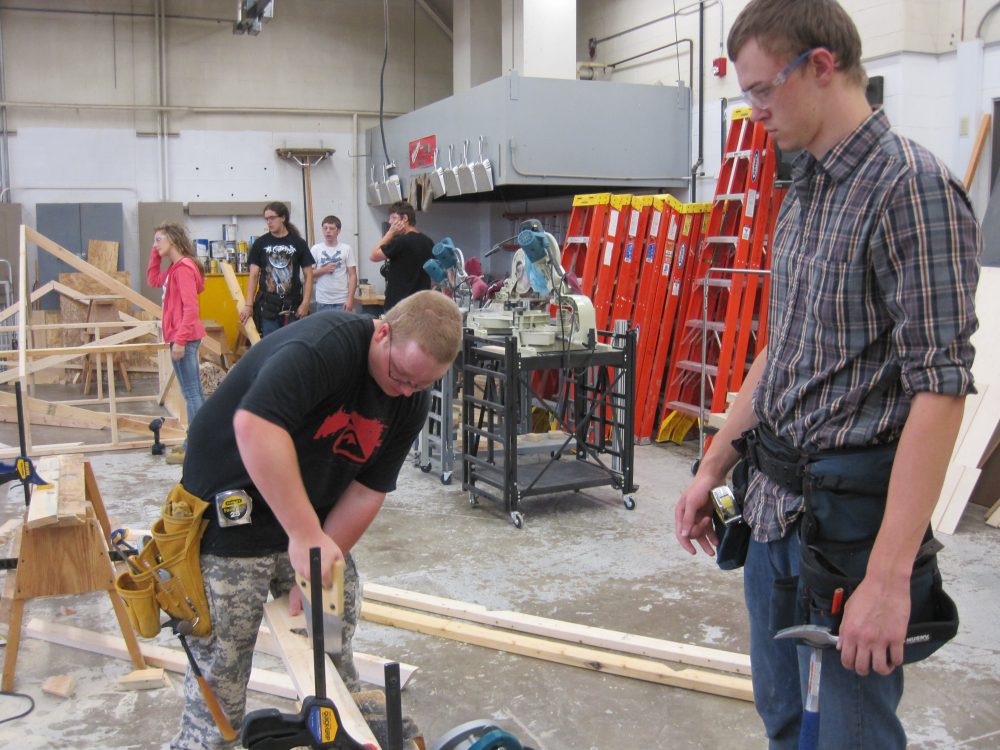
[259,313,299,336]
[171,340,205,442]
[316,302,345,312]
[744,526,905,749]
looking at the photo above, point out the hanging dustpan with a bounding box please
[443,144,463,195]
[428,148,448,197]
[456,139,478,193]
[382,162,403,203]
[367,163,384,205]
[471,135,494,192]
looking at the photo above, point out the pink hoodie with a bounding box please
[146,252,207,346]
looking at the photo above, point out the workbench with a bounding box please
[461,329,638,528]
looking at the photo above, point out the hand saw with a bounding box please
[297,557,345,655]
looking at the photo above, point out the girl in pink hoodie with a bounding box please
[147,223,206,458]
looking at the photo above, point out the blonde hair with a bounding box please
[383,290,462,364]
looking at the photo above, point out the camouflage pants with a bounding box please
[169,551,361,750]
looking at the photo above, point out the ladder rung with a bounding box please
[716,193,744,202]
[676,360,719,376]
[684,319,726,331]
[724,148,753,160]
[703,236,738,245]
[565,236,589,244]
[665,400,701,417]
[693,278,733,288]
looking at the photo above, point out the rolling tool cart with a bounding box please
[460,325,638,528]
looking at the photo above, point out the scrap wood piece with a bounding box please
[55,454,87,526]
[264,597,382,748]
[362,601,754,702]
[255,624,417,688]
[87,240,120,275]
[363,583,751,676]
[23,618,296,700]
[117,667,170,691]
[41,674,76,698]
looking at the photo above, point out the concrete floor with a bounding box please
[1,414,999,749]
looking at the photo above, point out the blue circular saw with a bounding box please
[430,720,531,750]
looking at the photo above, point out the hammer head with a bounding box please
[774,624,839,648]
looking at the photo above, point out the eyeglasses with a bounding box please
[387,329,436,392]
[263,214,282,222]
[742,48,816,109]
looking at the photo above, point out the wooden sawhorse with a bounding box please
[1,454,146,690]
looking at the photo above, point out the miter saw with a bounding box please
[466,219,598,355]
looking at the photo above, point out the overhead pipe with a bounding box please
[0,99,402,118]
[692,1,706,202]
[0,17,9,200]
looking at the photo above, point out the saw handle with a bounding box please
[295,556,345,617]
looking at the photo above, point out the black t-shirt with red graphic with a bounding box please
[183,312,428,556]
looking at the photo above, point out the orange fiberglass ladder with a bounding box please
[637,200,710,441]
[560,193,611,287]
[657,107,775,442]
[607,195,655,337]
[590,194,632,333]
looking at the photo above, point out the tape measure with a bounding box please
[710,485,742,526]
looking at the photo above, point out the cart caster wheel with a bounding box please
[623,495,636,510]
[441,472,452,485]
[510,511,524,529]
[421,463,432,473]
[469,494,478,507]
[691,459,700,476]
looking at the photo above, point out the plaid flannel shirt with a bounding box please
[744,109,980,542]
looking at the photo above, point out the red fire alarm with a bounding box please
[712,56,727,77]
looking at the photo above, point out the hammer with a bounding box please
[774,624,839,750]
[164,617,237,743]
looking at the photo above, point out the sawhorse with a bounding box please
[2,454,146,690]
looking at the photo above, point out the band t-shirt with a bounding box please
[183,313,428,555]
[249,232,314,303]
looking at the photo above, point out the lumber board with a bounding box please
[0,322,157,385]
[27,227,162,317]
[0,390,185,438]
[25,456,61,530]
[363,583,751,676]
[220,261,261,345]
[263,597,382,748]
[933,464,982,534]
[23,618,297,700]
[52,454,87,525]
[362,601,754,702]
[253,625,416,688]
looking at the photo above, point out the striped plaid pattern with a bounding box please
[745,109,980,542]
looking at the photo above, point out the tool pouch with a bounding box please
[714,447,752,571]
[114,484,212,638]
[769,439,959,664]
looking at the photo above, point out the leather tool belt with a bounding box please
[257,290,301,320]
[114,484,212,638]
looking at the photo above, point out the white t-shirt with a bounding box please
[310,241,357,305]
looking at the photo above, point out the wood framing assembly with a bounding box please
[0,225,222,458]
